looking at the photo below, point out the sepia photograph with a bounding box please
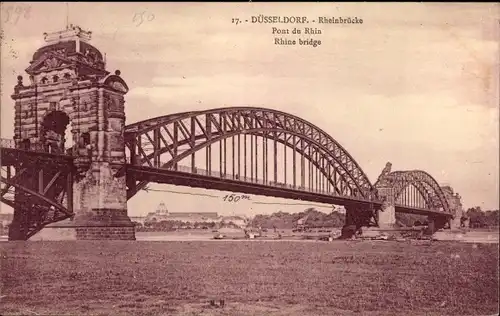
[0,2,498,315]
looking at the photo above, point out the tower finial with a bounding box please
[65,2,69,30]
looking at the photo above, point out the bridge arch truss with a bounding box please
[124,107,375,200]
[0,147,74,239]
[375,170,452,215]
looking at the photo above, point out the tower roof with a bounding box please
[43,24,92,45]
[27,25,106,75]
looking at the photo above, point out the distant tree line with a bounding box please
[464,207,499,228]
[133,220,241,232]
[249,209,430,229]
[248,207,499,230]
[249,208,345,229]
[396,213,428,227]
[395,208,499,228]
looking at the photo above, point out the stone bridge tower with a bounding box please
[373,162,397,229]
[440,186,464,230]
[11,25,135,240]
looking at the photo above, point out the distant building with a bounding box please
[143,202,219,223]
[130,216,146,225]
[144,202,170,222]
[220,215,247,228]
[166,212,220,222]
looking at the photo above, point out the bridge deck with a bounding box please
[0,140,453,219]
[1,147,74,166]
[128,164,379,207]
[127,164,452,218]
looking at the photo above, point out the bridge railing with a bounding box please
[131,160,354,198]
[1,138,48,153]
[175,164,336,196]
[0,138,73,155]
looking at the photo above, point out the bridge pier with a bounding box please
[341,205,374,239]
[450,216,460,230]
[31,152,135,241]
[425,216,448,235]
[30,158,135,241]
[71,163,135,240]
[377,202,396,229]
[376,185,397,229]
[441,187,464,230]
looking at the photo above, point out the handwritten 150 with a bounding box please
[222,194,251,202]
[133,10,155,27]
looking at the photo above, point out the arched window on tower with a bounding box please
[53,75,59,83]
[41,77,48,84]
[78,132,91,157]
[81,132,90,146]
[63,73,71,80]
[20,138,31,150]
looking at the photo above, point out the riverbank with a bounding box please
[1,228,498,243]
[1,240,498,316]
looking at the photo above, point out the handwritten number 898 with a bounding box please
[2,4,31,25]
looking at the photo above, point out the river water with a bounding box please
[1,229,498,243]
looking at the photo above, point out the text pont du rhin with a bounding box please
[272,27,322,47]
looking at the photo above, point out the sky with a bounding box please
[0,2,498,217]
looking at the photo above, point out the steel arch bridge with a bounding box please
[122,107,454,215]
[1,106,457,239]
[124,107,374,200]
[375,170,451,213]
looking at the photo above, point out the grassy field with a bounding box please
[0,240,498,316]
